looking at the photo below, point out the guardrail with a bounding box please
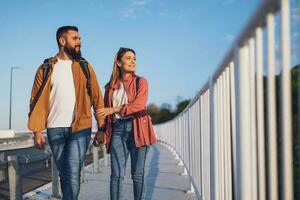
[0,133,34,151]
[0,133,108,200]
[154,0,298,199]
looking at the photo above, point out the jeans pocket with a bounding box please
[125,120,133,132]
[113,120,122,130]
[47,128,65,145]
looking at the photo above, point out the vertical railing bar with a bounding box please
[218,78,222,200]
[193,101,199,194]
[267,11,279,200]
[234,43,252,199]
[255,26,267,200]
[204,94,207,193]
[219,76,224,200]
[280,0,294,199]
[230,61,237,199]
[249,36,258,200]
[221,72,226,200]
[225,66,233,200]
[215,78,220,200]
[200,96,204,196]
[204,91,208,199]
[209,77,216,200]
[219,76,223,200]
[225,68,231,200]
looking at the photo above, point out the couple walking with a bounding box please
[27,25,156,200]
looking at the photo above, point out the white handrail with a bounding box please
[154,0,296,199]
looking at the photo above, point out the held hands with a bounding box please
[96,107,115,118]
[34,132,46,150]
[93,131,105,147]
[96,106,122,118]
[93,106,122,147]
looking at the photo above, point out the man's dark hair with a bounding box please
[56,26,78,47]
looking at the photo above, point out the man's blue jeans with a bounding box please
[110,118,149,200]
[47,127,91,200]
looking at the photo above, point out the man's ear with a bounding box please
[59,37,66,46]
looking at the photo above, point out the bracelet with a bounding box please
[98,127,106,132]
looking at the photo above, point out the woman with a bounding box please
[93,47,156,200]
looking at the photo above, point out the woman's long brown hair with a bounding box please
[108,47,136,88]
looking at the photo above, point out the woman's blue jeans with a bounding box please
[47,127,91,200]
[110,118,149,200]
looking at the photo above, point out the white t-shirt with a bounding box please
[112,82,128,119]
[47,59,76,128]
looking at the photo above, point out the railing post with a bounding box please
[81,160,86,183]
[186,182,195,194]
[177,158,184,166]
[51,156,61,199]
[266,11,278,200]
[215,78,220,200]
[7,155,22,200]
[249,37,258,200]
[234,43,253,200]
[255,26,266,200]
[174,153,180,161]
[209,76,215,200]
[93,146,99,174]
[181,167,188,176]
[101,144,108,167]
[280,0,294,199]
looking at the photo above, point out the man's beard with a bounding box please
[64,45,82,60]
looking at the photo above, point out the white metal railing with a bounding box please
[154,0,298,199]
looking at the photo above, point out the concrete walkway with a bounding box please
[25,144,197,200]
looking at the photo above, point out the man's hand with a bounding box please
[96,106,122,118]
[93,131,105,147]
[34,132,46,150]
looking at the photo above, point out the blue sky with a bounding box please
[1,0,294,130]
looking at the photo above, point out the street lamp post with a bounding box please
[9,67,23,130]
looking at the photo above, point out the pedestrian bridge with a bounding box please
[1,0,299,199]
[23,144,197,200]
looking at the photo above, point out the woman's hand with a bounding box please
[96,106,122,118]
[96,107,115,118]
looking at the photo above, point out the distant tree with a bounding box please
[161,103,172,111]
[290,65,300,199]
[157,105,174,124]
[147,103,160,113]
[147,99,190,124]
[174,99,190,116]
[176,96,184,104]
[147,103,161,124]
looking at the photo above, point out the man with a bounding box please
[28,26,105,200]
